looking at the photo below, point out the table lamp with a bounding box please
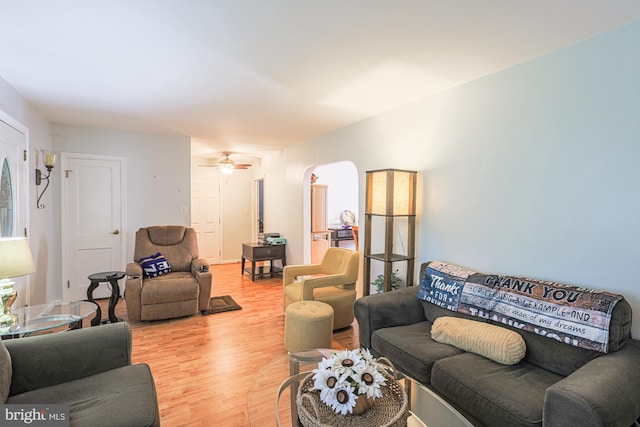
[0,237,36,331]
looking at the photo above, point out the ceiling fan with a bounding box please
[200,152,252,174]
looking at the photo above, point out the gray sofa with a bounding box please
[2,322,160,427]
[355,261,640,427]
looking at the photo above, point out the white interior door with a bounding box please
[62,153,126,301]
[0,115,29,306]
[191,175,220,264]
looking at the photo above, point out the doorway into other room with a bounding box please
[303,161,358,264]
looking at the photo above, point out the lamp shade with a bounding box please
[366,169,416,216]
[44,152,56,168]
[0,237,36,279]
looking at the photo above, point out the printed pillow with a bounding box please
[431,316,526,365]
[139,252,172,278]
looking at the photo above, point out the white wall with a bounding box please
[0,74,55,305]
[52,124,191,295]
[257,21,640,339]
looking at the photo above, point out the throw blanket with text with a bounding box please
[418,261,623,353]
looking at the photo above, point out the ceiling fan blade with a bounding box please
[234,163,252,169]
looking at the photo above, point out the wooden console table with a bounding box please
[329,228,355,247]
[241,243,287,281]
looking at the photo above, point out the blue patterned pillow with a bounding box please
[139,252,172,278]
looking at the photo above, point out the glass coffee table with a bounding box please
[248,349,429,427]
[248,348,473,427]
[248,349,334,426]
[0,301,97,339]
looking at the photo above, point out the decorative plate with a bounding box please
[342,210,356,226]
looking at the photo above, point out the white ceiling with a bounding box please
[2,1,639,157]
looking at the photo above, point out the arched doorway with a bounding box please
[303,161,358,263]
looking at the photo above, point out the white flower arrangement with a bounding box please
[311,349,387,415]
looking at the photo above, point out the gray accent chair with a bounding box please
[2,322,160,427]
[125,225,212,321]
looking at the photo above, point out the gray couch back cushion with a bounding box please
[503,297,632,376]
[418,262,633,377]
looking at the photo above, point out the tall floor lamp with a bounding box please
[363,169,417,296]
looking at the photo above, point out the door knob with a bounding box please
[110,230,120,235]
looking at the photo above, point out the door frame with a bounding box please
[60,152,127,301]
[252,177,265,241]
[0,110,30,305]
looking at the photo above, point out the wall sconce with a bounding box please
[35,152,56,209]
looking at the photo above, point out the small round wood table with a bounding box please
[87,271,125,326]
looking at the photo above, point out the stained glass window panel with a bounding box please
[0,158,14,237]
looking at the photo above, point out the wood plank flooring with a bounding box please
[104,262,360,426]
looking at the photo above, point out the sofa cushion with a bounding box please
[7,364,159,427]
[432,317,526,365]
[0,340,10,403]
[141,272,199,304]
[371,321,464,385]
[431,352,563,427]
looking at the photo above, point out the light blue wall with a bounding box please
[259,21,640,338]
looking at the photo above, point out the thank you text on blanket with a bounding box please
[418,261,623,353]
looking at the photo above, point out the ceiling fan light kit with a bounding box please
[220,162,235,175]
[199,151,252,174]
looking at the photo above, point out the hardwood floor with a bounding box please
[105,262,360,426]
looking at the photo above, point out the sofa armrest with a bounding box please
[354,286,425,349]
[543,339,640,427]
[6,322,133,396]
[125,263,144,321]
[300,274,349,300]
[283,264,323,286]
[126,261,142,278]
[192,258,213,311]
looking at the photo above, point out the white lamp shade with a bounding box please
[366,169,416,216]
[0,237,36,278]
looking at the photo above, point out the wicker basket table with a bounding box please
[295,369,409,427]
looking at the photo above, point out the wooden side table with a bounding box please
[241,243,286,281]
[329,228,355,247]
[87,271,125,326]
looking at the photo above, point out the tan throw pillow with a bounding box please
[0,340,11,402]
[431,316,526,365]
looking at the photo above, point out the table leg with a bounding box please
[106,277,121,323]
[290,359,301,427]
[241,257,245,275]
[86,280,102,326]
[251,260,256,281]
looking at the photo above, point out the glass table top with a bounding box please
[0,300,97,336]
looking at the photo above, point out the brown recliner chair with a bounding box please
[283,248,359,329]
[125,225,212,321]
